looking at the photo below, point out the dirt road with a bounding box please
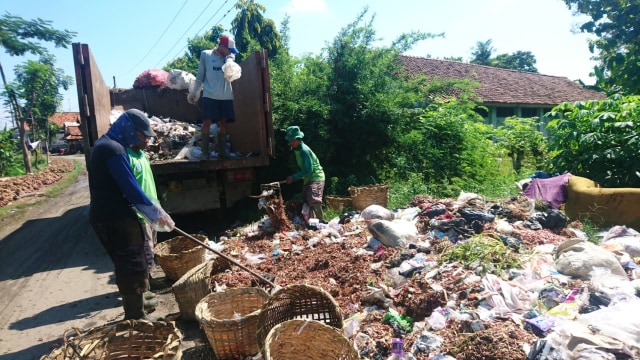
[0,157,211,359]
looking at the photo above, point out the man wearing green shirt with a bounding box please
[127,128,160,312]
[284,126,325,222]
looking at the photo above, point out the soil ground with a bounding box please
[0,155,222,359]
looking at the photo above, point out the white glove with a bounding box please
[187,92,199,105]
[187,80,203,104]
[153,209,175,232]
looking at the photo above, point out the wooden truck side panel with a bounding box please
[73,43,274,213]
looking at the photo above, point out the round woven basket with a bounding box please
[348,184,390,211]
[256,284,343,351]
[264,319,359,360]
[325,195,353,212]
[195,287,270,360]
[171,256,230,321]
[154,234,207,282]
[40,320,183,360]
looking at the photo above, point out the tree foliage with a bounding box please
[545,95,640,187]
[494,51,538,72]
[0,129,19,176]
[0,13,74,174]
[563,0,640,94]
[495,117,546,173]
[470,39,538,72]
[6,55,71,171]
[163,25,224,75]
[470,39,495,65]
[231,0,282,59]
[0,12,76,57]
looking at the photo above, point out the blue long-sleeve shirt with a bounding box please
[88,113,161,223]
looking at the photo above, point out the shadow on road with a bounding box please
[0,205,112,282]
[9,291,121,332]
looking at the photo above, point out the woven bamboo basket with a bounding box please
[154,234,207,282]
[325,195,353,212]
[256,284,344,351]
[348,184,390,211]
[171,256,230,321]
[40,320,183,360]
[264,319,359,360]
[195,287,270,360]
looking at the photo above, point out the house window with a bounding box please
[496,107,515,118]
[521,108,538,118]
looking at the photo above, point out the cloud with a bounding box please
[284,0,327,14]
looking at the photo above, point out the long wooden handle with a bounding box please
[172,226,277,288]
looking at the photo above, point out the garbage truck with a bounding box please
[72,43,274,214]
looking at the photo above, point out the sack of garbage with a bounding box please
[554,239,627,280]
[133,69,169,88]
[166,69,196,90]
[222,60,241,82]
[367,219,418,247]
[361,204,394,221]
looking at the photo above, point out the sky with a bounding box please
[1,0,596,129]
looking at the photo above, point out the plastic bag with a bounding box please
[166,69,196,90]
[222,60,241,82]
[133,69,169,88]
[367,219,418,247]
[361,204,394,221]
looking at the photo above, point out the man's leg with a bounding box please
[302,181,325,222]
[202,118,212,159]
[217,118,229,158]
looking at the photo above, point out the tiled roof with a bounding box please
[63,124,83,140]
[48,112,80,127]
[399,55,607,106]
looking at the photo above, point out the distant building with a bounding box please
[48,112,81,153]
[400,56,607,134]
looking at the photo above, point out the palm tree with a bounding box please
[470,39,495,66]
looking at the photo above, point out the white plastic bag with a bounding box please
[361,204,394,221]
[222,60,241,82]
[167,69,196,90]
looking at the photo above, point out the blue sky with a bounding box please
[1,0,595,129]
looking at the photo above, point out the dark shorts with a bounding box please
[202,98,235,122]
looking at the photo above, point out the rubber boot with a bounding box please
[217,133,229,159]
[144,291,158,312]
[201,134,210,160]
[123,294,161,321]
[122,294,145,320]
[311,204,323,222]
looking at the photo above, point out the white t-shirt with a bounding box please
[195,48,235,100]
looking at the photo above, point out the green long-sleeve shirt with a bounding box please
[291,141,325,184]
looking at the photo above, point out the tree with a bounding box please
[0,12,75,173]
[495,117,546,173]
[494,51,538,72]
[563,0,640,94]
[164,25,224,75]
[231,0,282,59]
[5,55,71,172]
[546,95,640,187]
[321,8,437,183]
[470,39,495,66]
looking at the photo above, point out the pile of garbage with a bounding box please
[110,109,244,161]
[203,191,640,359]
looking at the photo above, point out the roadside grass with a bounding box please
[0,158,83,220]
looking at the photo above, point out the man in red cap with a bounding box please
[188,35,239,159]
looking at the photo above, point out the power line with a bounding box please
[150,0,219,69]
[121,0,190,76]
[157,0,239,69]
